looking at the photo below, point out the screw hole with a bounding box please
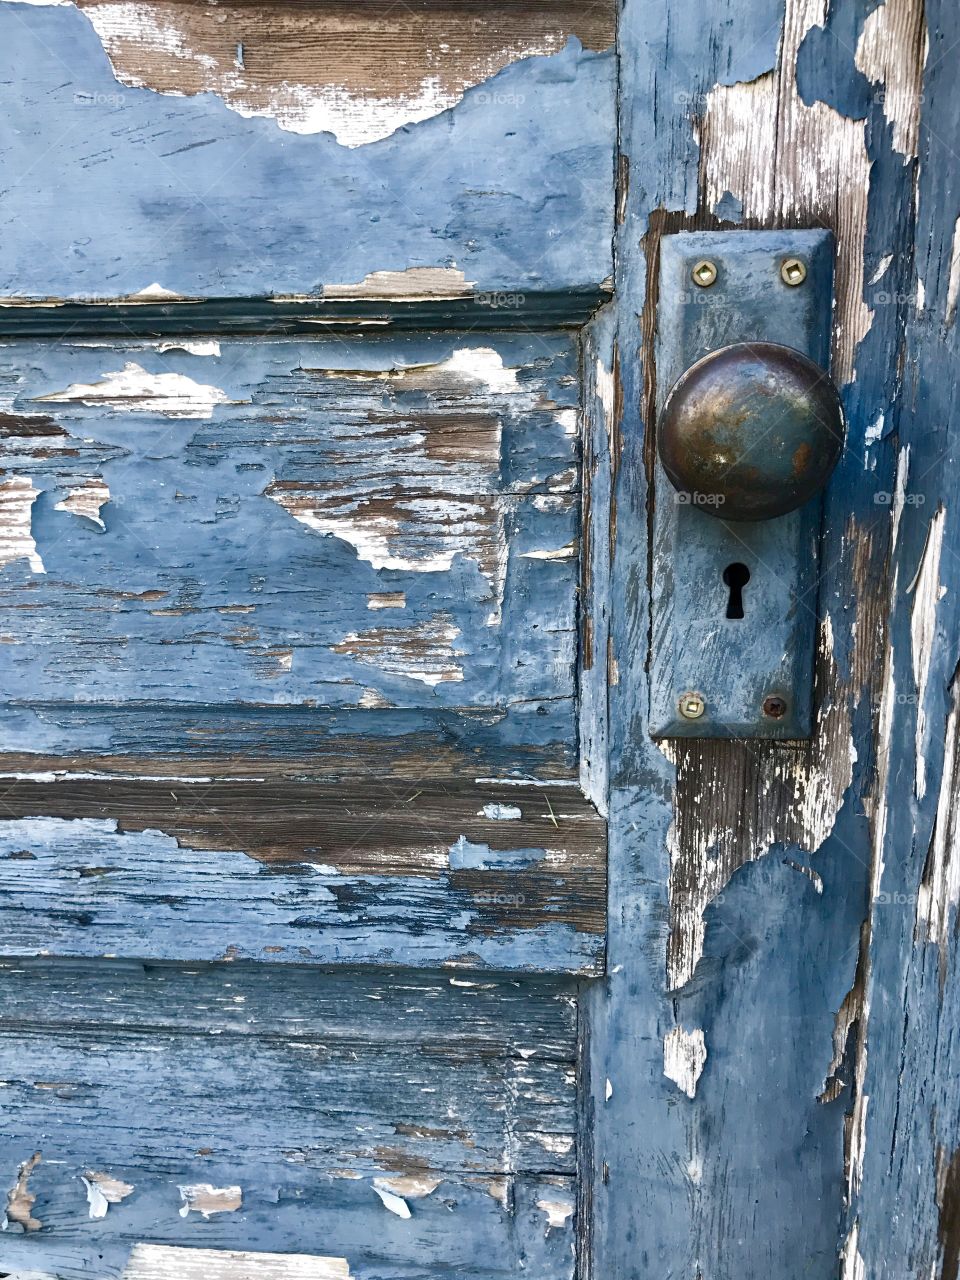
[722,562,751,619]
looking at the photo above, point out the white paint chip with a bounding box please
[35,362,234,419]
[663,1026,707,1098]
[324,267,475,300]
[907,505,946,800]
[916,672,960,949]
[123,283,196,302]
[177,1183,242,1218]
[81,1171,134,1219]
[156,339,221,356]
[372,1184,411,1218]
[519,541,578,560]
[479,803,522,820]
[947,217,960,328]
[531,1133,574,1155]
[373,1174,440,1200]
[536,1197,574,1230]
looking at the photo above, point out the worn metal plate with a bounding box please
[650,230,835,738]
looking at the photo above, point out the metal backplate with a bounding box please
[649,229,835,739]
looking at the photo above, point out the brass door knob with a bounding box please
[657,341,845,521]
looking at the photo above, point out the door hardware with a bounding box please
[649,230,840,740]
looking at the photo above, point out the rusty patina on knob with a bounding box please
[658,341,845,521]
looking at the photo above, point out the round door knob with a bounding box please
[657,341,845,521]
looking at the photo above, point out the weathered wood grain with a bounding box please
[0,962,579,1279]
[0,777,605,972]
[0,2,614,301]
[0,334,579,728]
[69,0,616,147]
[122,1247,350,1280]
[841,3,960,1274]
[581,0,925,1275]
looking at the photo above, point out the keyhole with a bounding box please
[722,562,751,619]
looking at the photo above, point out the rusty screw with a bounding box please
[762,695,788,719]
[679,692,706,720]
[691,259,718,288]
[780,257,807,287]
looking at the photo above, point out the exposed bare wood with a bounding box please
[70,0,616,146]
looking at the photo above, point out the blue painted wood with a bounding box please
[841,1,960,1272]
[0,961,579,1278]
[0,334,579,727]
[581,0,925,1274]
[0,780,605,973]
[0,0,940,1273]
[0,3,615,302]
[650,230,835,740]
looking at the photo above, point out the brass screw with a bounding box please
[679,692,706,720]
[691,259,718,288]
[780,257,807,287]
[763,695,788,719]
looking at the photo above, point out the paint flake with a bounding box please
[663,1026,707,1098]
[81,1170,134,1219]
[479,803,523,820]
[178,1182,242,1218]
[35,362,234,418]
[908,506,946,800]
[372,1183,411,1218]
[122,1245,353,1279]
[324,267,475,300]
[536,1197,574,1229]
[373,1174,440,1199]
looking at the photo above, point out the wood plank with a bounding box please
[0,334,579,728]
[581,0,922,1273]
[0,779,605,973]
[0,964,578,1279]
[123,1247,350,1280]
[0,2,614,301]
[0,959,578,1050]
[841,1,960,1272]
[0,707,577,778]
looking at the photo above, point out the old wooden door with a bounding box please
[0,1,955,1277]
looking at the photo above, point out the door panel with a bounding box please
[0,2,615,301]
[0,331,604,975]
[0,4,615,1271]
[0,961,579,1278]
[0,335,579,718]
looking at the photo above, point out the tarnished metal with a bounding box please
[678,692,706,719]
[657,340,845,522]
[762,695,788,719]
[780,256,807,286]
[691,259,718,287]
[650,229,836,740]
